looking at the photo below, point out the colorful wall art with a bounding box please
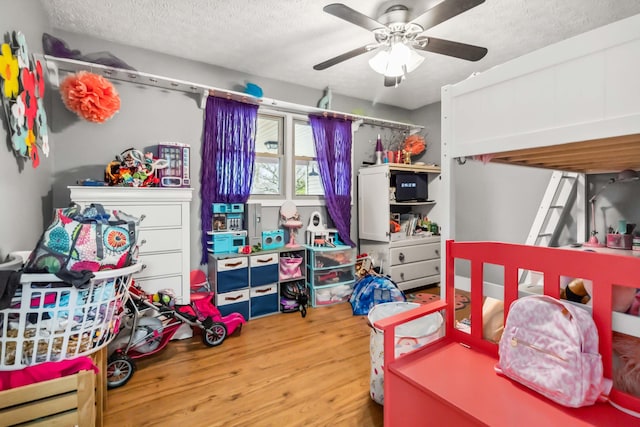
[0,31,48,168]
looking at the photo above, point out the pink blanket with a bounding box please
[0,356,98,391]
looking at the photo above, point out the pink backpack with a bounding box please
[495,295,612,407]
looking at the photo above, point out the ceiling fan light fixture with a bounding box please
[368,42,424,78]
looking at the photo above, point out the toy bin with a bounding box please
[250,284,279,318]
[311,282,354,307]
[0,263,141,370]
[367,302,444,405]
[215,289,250,320]
[213,257,249,293]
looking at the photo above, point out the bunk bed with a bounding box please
[376,13,640,426]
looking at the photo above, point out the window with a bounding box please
[294,119,324,197]
[251,112,324,202]
[252,114,283,196]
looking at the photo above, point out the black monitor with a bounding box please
[395,173,428,202]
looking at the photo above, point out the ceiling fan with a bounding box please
[313,0,488,87]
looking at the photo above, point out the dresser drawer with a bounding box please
[390,242,440,266]
[135,274,184,301]
[389,259,440,284]
[139,228,182,253]
[136,252,182,278]
[103,204,183,228]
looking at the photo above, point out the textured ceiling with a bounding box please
[41,0,640,110]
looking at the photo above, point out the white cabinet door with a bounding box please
[358,167,390,241]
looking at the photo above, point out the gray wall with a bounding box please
[589,173,640,240]
[0,0,53,260]
[42,28,414,270]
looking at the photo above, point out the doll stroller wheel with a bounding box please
[202,322,227,347]
[107,354,136,389]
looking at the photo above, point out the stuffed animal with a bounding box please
[612,332,640,398]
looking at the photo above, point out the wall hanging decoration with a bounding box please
[59,71,121,123]
[0,31,49,168]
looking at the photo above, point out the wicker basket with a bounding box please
[0,263,141,370]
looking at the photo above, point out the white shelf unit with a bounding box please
[69,186,193,302]
[357,164,442,291]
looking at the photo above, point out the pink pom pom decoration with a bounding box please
[59,71,120,123]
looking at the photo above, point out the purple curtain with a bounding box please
[309,115,355,247]
[200,96,258,264]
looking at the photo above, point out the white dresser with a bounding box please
[69,186,193,302]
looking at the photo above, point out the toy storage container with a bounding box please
[367,301,444,405]
[306,245,356,307]
[0,263,141,370]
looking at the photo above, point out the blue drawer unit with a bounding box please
[211,256,248,293]
[209,248,306,320]
[250,284,279,318]
[216,289,250,320]
[250,253,279,287]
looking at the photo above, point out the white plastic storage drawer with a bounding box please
[389,242,439,265]
[311,282,354,307]
[250,284,279,318]
[313,266,354,287]
[309,247,355,268]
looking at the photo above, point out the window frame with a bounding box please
[251,112,285,199]
[250,109,329,207]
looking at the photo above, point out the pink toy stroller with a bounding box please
[106,282,246,388]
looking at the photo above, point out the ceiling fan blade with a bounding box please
[313,44,379,70]
[384,75,402,88]
[414,37,487,61]
[409,0,485,32]
[323,3,385,32]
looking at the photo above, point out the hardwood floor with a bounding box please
[104,302,383,427]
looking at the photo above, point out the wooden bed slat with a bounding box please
[488,134,640,174]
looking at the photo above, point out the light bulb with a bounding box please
[368,42,425,78]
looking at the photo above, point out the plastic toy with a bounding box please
[106,282,246,388]
[105,148,168,187]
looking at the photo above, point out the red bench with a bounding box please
[376,241,640,426]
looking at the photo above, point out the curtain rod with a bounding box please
[39,54,423,133]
